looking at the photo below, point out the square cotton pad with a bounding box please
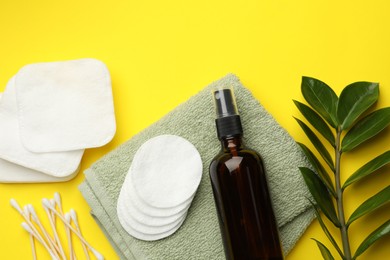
[0,77,84,178]
[0,158,79,183]
[15,58,116,152]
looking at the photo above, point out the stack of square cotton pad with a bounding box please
[0,59,116,183]
[117,135,203,241]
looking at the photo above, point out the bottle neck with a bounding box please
[220,135,243,154]
[215,115,243,140]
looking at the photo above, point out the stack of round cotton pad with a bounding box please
[117,135,203,241]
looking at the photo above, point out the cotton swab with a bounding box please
[10,198,23,214]
[28,228,37,260]
[42,199,104,260]
[53,192,75,260]
[70,209,90,260]
[50,199,58,225]
[21,222,58,260]
[12,195,102,260]
[42,202,66,259]
[54,193,76,259]
[27,204,64,258]
[64,213,76,260]
[23,206,37,260]
[54,193,62,212]
[11,199,61,260]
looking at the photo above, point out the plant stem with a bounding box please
[335,128,352,260]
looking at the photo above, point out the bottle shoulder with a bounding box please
[209,147,264,172]
[212,148,262,161]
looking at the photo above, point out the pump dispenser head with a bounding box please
[213,87,243,139]
[214,88,239,118]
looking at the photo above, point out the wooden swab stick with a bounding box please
[42,205,64,259]
[64,213,75,260]
[23,206,37,260]
[50,199,57,226]
[54,193,76,260]
[29,230,37,260]
[49,198,64,254]
[42,199,104,260]
[70,209,90,260]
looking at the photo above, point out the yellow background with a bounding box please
[1,0,389,259]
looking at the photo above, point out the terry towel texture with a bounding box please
[79,74,315,259]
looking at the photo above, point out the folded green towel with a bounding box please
[79,74,315,259]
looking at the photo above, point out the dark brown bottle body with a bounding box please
[209,136,283,260]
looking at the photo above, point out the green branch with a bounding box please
[295,77,390,260]
[335,128,351,259]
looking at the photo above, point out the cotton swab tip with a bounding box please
[65,213,71,223]
[23,205,31,217]
[90,248,104,260]
[10,198,23,213]
[69,209,77,221]
[54,192,61,205]
[21,222,33,233]
[49,251,57,260]
[27,204,39,220]
[42,198,51,209]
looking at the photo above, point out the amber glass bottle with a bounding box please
[209,87,283,260]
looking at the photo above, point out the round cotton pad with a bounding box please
[117,200,187,241]
[131,135,202,208]
[123,186,190,225]
[126,171,193,217]
[117,190,187,234]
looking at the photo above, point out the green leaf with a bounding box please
[312,239,335,260]
[337,82,379,130]
[299,167,340,227]
[301,76,339,128]
[343,150,390,189]
[347,186,390,226]
[353,219,390,259]
[295,118,335,171]
[294,100,335,146]
[342,107,390,152]
[308,200,344,258]
[297,142,336,197]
